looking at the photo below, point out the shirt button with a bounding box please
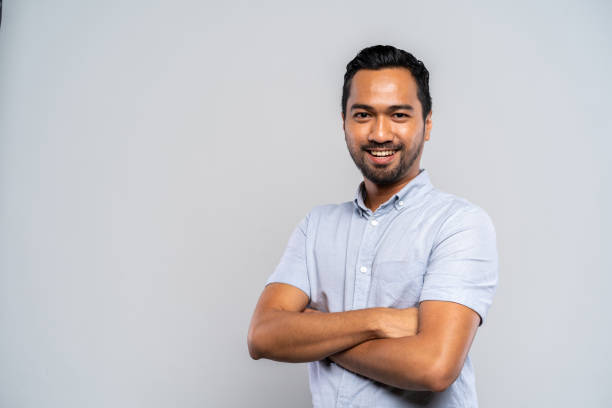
[370,219,379,226]
[360,266,368,273]
[398,200,404,206]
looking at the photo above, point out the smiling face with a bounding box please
[342,67,432,187]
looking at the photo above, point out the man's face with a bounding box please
[342,67,432,186]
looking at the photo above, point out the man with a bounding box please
[247,45,498,407]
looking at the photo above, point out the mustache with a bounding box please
[361,143,403,151]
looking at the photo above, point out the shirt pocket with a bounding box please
[371,260,425,308]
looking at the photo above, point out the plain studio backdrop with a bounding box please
[0,1,610,407]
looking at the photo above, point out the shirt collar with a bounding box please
[353,169,433,217]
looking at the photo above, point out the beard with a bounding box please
[345,130,424,186]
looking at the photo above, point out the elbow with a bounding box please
[425,375,454,393]
[422,362,460,392]
[247,341,262,360]
[248,309,287,360]
[247,325,266,360]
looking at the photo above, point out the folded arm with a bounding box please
[329,300,481,392]
[247,282,418,363]
[329,206,498,391]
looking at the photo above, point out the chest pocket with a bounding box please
[371,260,425,308]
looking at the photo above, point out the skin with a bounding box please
[248,67,481,392]
[343,68,432,212]
[247,283,418,363]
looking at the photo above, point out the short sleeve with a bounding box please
[265,215,311,299]
[419,205,498,326]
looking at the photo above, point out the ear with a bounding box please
[424,111,433,141]
[341,112,346,130]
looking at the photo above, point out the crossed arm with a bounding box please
[247,282,480,392]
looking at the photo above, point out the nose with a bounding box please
[368,115,393,144]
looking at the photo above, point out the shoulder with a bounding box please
[297,201,355,235]
[425,188,496,240]
[304,201,355,221]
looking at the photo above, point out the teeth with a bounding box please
[370,150,395,157]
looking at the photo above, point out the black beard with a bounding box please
[346,134,424,186]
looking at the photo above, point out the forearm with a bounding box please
[328,299,480,393]
[329,335,444,391]
[248,308,383,363]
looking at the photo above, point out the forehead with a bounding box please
[348,67,420,110]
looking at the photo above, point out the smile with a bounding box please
[366,149,398,164]
[368,150,395,157]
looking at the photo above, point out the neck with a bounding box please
[363,167,421,212]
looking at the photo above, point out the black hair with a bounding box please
[342,45,432,121]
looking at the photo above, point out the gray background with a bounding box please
[1,1,610,407]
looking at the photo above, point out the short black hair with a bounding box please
[342,45,432,121]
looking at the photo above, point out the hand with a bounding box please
[376,307,419,339]
[303,307,323,314]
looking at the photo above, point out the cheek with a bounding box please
[395,126,421,144]
[392,122,414,134]
[346,123,370,143]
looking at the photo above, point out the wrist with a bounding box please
[365,307,387,339]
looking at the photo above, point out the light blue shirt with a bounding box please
[265,169,498,407]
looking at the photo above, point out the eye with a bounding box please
[354,112,370,119]
[393,112,410,118]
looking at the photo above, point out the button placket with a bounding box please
[342,213,386,404]
[352,213,387,310]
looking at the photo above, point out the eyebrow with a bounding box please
[350,103,415,113]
